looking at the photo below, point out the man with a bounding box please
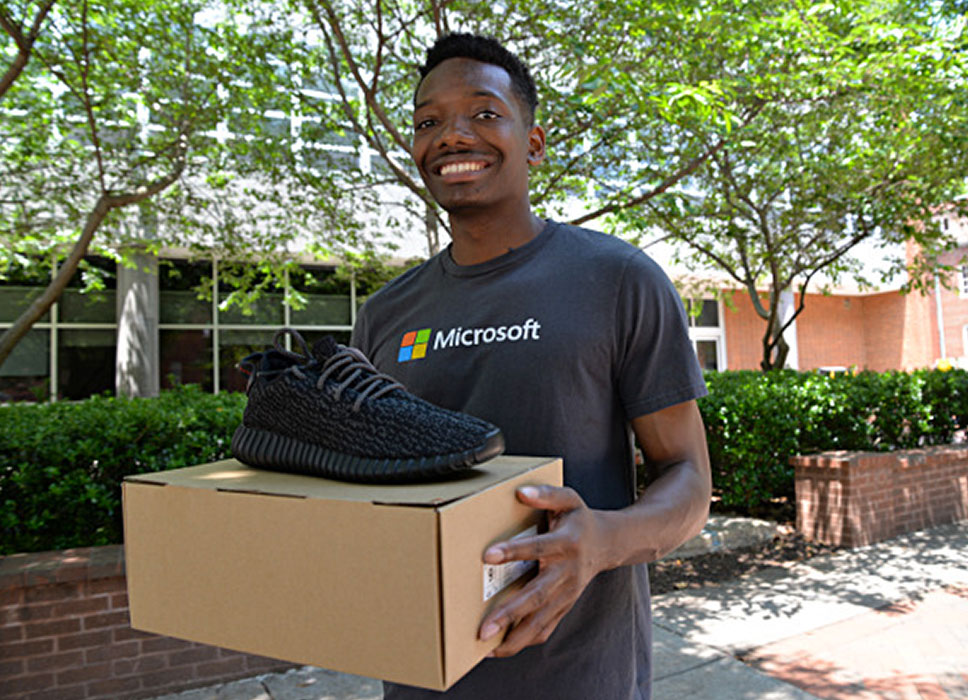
[351,33,711,699]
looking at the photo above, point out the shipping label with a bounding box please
[482,525,539,601]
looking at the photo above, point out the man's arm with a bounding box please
[478,399,711,657]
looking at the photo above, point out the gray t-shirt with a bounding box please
[352,220,707,700]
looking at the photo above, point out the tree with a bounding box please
[238,0,783,256]
[0,0,366,369]
[6,0,963,375]
[622,0,968,370]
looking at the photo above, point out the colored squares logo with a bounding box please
[398,328,431,362]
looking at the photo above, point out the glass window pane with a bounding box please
[696,300,719,327]
[290,294,351,326]
[219,329,278,393]
[0,286,49,323]
[695,340,720,371]
[161,289,212,324]
[300,146,359,172]
[0,329,50,402]
[59,288,116,323]
[289,266,347,294]
[218,292,286,326]
[57,329,115,399]
[161,329,213,391]
[160,260,212,324]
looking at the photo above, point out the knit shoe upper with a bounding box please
[230,328,505,482]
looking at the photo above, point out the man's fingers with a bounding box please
[515,484,584,511]
[478,572,561,641]
[490,606,568,657]
[483,532,549,564]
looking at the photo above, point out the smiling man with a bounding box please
[351,34,712,700]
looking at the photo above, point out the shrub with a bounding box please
[697,368,968,510]
[0,385,245,555]
[5,369,968,554]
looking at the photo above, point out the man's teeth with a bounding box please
[440,162,485,176]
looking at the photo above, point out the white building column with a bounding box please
[116,251,160,398]
[779,289,800,370]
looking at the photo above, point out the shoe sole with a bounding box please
[230,424,505,484]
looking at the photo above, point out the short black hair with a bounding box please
[416,33,539,123]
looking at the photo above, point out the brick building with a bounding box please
[714,283,937,372]
[684,213,965,373]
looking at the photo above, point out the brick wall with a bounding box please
[719,286,939,372]
[793,446,968,547]
[795,294,868,370]
[0,546,296,700]
[721,289,768,370]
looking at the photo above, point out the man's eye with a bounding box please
[415,119,435,130]
[476,110,499,120]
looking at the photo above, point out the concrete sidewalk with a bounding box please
[152,520,968,700]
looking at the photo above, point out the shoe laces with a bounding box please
[273,328,404,412]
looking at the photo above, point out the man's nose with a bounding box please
[436,115,475,148]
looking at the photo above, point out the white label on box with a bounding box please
[483,525,539,601]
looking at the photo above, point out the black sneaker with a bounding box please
[230,329,505,483]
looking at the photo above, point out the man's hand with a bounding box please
[476,400,711,659]
[478,484,614,658]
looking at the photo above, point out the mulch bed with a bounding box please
[648,500,844,596]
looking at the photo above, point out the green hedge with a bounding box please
[699,369,968,510]
[3,369,968,554]
[0,385,244,555]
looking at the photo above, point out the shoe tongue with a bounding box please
[311,335,341,362]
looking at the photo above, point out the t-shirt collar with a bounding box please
[439,219,558,278]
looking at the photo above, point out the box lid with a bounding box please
[124,456,554,507]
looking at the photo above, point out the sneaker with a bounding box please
[230,329,505,483]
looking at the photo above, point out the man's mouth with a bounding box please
[435,161,488,176]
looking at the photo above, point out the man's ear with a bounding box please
[527,124,546,166]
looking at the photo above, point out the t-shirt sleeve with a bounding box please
[614,250,708,419]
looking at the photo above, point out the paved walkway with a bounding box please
[152,521,968,700]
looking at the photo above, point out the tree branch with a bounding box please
[569,98,766,226]
[76,0,108,190]
[532,134,611,206]
[312,21,435,216]
[312,1,412,155]
[0,0,56,101]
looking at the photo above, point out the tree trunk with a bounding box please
[773,334,790,370]
[759,310,790,371]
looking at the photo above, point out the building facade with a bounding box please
[2,215,961,402]
[0,255,361,402]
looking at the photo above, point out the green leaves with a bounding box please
[627,0,968,369]
[0,384,245,554]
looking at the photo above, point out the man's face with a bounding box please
[412,57,544,215]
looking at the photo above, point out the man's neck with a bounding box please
[448,209,545,266]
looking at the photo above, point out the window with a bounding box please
[1,256,360,401]
[960,266,968,298]
[158,258,358,393]
[685,298,726,371]
[0,256,118,401]
[0,329,50,402]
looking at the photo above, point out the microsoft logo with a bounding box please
[398,328,432,362]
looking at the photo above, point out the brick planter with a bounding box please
[0,545,296,700]
[793,445,968,547]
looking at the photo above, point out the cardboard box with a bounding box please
[123,455,562,691]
